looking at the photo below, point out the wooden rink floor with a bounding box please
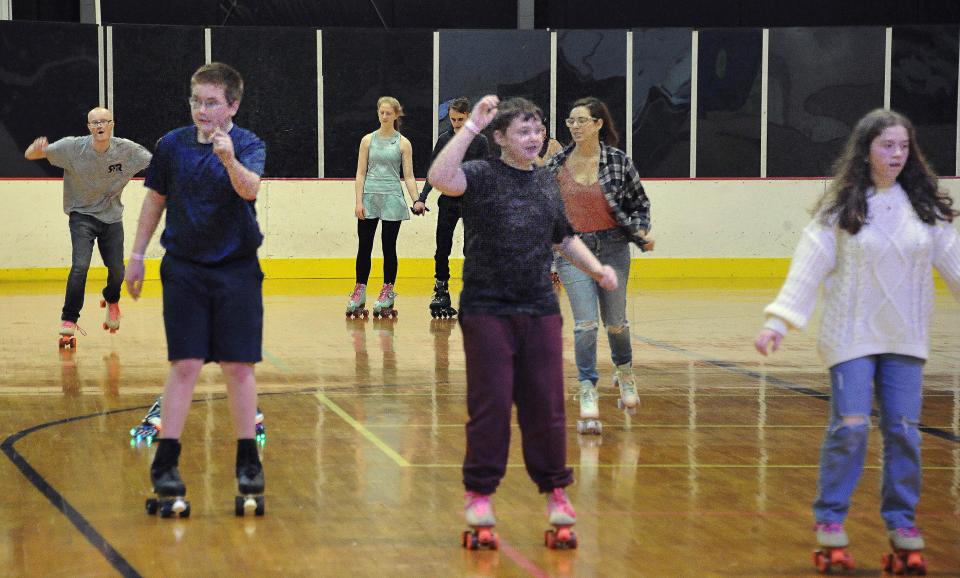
[1,279,959,577]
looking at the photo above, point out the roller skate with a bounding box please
[372,283,398,319]
[345,283,369,319]
[130,396,163,447]
[575,380,602,435]
[58,320,81,349]
[544,487,577,549]
[429,279,457,318]
[101,299,120,333]
[882,527,926,575]
[462,491,499,550]
[235,439,265,516]
[811,522,855,573]
[613,363,639,414]
[146,439,190,518]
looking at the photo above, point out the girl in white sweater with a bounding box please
[755,109,960,574]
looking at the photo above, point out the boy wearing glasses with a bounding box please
[24,107,152,347]
[124,62,267,517]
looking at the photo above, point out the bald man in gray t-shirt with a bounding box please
[25,107,152,346]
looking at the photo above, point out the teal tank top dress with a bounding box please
[362,131,410,221]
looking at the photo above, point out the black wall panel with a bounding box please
[555,30,626,148]
[111,25,205,160]
[212,26,319,178]
[632,28,691,177]
[322,29,432,178]
[767,27,885,177]
[439,30,550,156]
[892,26,959,176]
[0,21,99,177]
[696,28,762,177]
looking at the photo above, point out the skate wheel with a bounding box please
[146,498,158,515]
[544,530,555,548]
[235,496,245,516]
[813,550,829,573]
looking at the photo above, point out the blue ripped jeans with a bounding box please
[813,354,924,530]
[556,228,632,385]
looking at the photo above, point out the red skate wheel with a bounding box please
[813,551,829,573]
[544,530,555,548]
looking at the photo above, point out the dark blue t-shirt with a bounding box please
[459,158,573,316]
[145,125,266,265]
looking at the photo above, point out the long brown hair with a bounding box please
[570,97,619,147]
[814,108,956,234]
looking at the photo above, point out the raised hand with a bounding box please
[469,95,500,132]
[212,127,234,163]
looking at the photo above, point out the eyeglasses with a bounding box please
[188,97,226,111]
[88,120,114,127]
[564,117,597,127]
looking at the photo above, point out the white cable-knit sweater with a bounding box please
[764,183,960,367]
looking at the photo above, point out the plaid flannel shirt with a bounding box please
[544,142,651,248]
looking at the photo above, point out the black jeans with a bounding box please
[62,212,124,322]
[434,196,462,282]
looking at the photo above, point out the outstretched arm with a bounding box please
[24,137,49,160]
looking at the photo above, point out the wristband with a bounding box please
[130,252,145,261]
[464,119,481,135]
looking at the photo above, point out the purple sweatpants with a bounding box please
[460,313,574,494]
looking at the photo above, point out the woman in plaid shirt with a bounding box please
[544,96,653,434]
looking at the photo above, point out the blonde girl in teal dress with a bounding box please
[346,96,421,318]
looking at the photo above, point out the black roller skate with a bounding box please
[146,439,190,518]
[429,279,457,319]
[130,396,163,447]
[235,439,265,516]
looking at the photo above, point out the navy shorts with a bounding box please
[161,254,264,363]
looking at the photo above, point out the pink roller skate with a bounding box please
[101,299,120,333]
[462,491,498,550]
[544,487,577,549]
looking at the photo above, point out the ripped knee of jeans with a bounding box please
[828,414,870,434]
[606,323,629,335]
[574,320,598,334]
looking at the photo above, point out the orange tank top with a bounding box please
[557,165,617,233]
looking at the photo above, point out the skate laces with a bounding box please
[60,322,87,336]
[894,527,921,538]
[548,488,575,518]
[378,283,394,302]
[350,284,365,302]
[465,491,491,516]
[814,522,844,534]
[577,385,598,403]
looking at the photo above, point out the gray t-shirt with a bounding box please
[45,135,152,224]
